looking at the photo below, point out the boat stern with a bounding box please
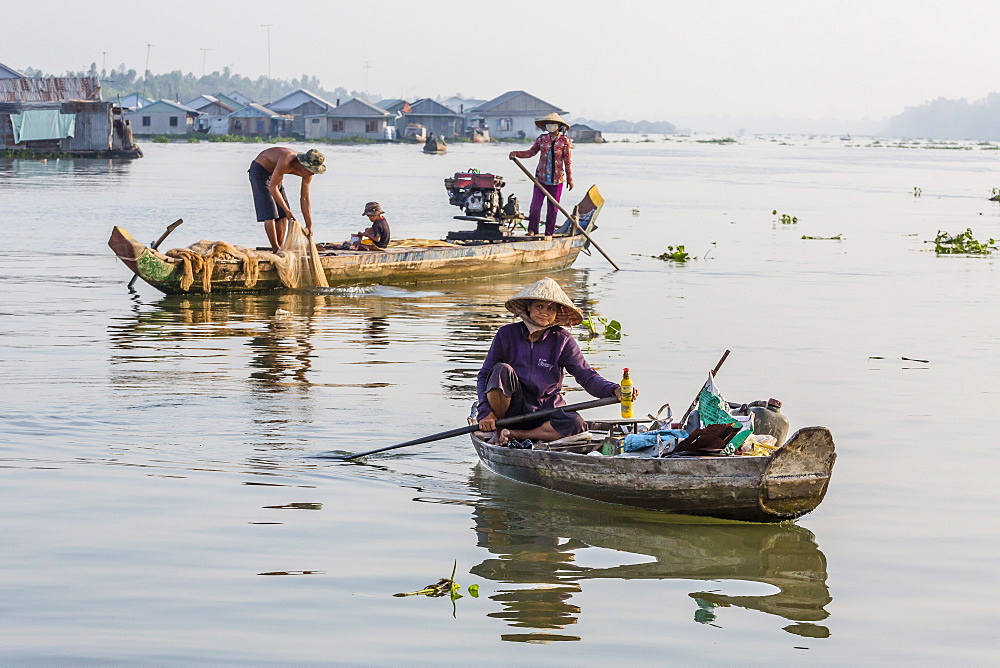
[758,426,837,519]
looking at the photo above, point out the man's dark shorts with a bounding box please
[248,161,290,222]
[485,363,586,437]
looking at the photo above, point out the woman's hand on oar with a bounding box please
[315,396,619,461]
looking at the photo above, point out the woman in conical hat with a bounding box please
[508,112,574,239]
[476,277,635,445]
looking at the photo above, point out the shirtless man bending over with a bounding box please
[248,147,326,251]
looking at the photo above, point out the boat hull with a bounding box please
[472,426,836,522]
[110,228,589,294]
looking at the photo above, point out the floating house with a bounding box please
[124,99,198,136]
[568,123,605,143]
[228,103,293,137]
[304,98,393,140]
[185,94,235,134]
[401,98,463,139]
[0,74,141,158]
[266,89,336,137]
[468,90,568,140]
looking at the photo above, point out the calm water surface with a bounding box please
[2,137,999,664]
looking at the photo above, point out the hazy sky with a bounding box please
[2,0,998,124]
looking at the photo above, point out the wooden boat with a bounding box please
[471,421,836,523]
[422,136,446,154]
[110,186,604,295]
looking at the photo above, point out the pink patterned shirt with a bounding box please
[511,133,573,185]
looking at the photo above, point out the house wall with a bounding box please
[60,101,112,151]
[323,117,386,139]
[0,101,113,151]
[404,114,459,138]
[126,110,193,135]
[305,116,325,140]
[288,101,327,136]
[195,114,230,134]
[480,113,540,139]
[229,116,289,137]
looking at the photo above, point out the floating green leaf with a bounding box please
[655,245,692,261]
[932,228,996,254]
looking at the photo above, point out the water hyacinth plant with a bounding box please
[932,229,997,255]
[772,210,798,224]
[656,245,692,261]
[581,313,622,341]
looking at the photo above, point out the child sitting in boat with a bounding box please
[333,202,391,251]
[476,277,636,445]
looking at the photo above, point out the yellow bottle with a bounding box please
[620,368,634,419]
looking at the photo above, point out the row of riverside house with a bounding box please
[120,88,576,142]
[0,61,142,158]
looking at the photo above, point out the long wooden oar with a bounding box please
[128,218,183,290]
[315,395,620,461]
[510,156,620,271]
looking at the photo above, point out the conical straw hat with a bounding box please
[505,277,583,327]
[534,112,569,132]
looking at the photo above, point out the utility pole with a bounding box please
[363,61,372,94]
[101,51,108,75]
[142,43,154,99]
[261,24,273,103]
[200,47,213,77]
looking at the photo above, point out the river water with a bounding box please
[2,136,999,664]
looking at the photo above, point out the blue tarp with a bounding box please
[10,110,77,143]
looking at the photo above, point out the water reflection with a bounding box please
[467,467,832,642]
[107,269,598,399]
[0,156,134,185]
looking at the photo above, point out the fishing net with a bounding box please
[163,221,319,292]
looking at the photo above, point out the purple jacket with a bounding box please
[476,322,619,420]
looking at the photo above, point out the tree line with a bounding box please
[883,93,1000,140]
[21,63,373,108]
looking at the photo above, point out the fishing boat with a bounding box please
[109,185,605,295]
[422,135,446,154]
[470,421,836,523]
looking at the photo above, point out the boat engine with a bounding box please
[444,169,515,221]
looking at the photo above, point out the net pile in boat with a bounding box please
[163,222,315,292]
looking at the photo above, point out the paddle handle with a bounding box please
[510,156,620,271]
[129,219,183,289]
[318,395,620,461]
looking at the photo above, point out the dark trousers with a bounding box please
[527,183,564,236]
[485,363,585,437]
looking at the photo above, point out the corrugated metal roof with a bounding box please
[229,102,292,119]
[324,97,392,118]
[407,98,461,117]
[0,77,101,103]
[470,90,566,115]
[267,89,334,113]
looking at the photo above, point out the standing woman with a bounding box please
[509,112,574,238]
